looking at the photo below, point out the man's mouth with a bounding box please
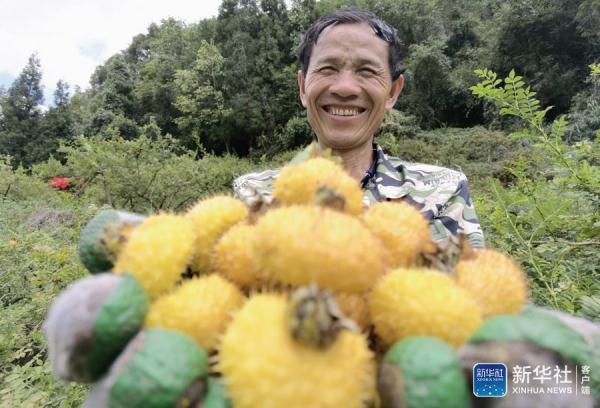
[322,105,366,117]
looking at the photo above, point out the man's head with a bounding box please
[297,8,405,152]
[298,8,404,82]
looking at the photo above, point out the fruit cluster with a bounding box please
[44,155,598,408]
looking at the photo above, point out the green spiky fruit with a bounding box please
[455,248,528,317]
[83,328,208,408]
[361,201,432,268]
[185,195,249,274]
[113,213,194,298]
[254,205,385,293]
[369,268,482,347]
[79,209,146,273]
[470,307,591,366]
[43,273,149,382]
[218,294,375,408]
[379,336,470,408]
[145,275,245,351]
[273,157,364,215]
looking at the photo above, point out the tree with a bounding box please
[491,0,592,117]
[87,55,138,138]
[27,80,75,164]
[53,80,70,107]
[215,0,300,155]
[566,63,600,141]
[174,40,232,153]
[131,18,207,138]
[0,54,44,166]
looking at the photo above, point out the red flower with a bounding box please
[50,177,70,191]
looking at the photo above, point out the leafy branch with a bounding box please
[470,69,597,194]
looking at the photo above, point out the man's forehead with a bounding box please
[312,23,389,62]
[317,22,383,45]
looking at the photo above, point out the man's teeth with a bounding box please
[328,107,360,116]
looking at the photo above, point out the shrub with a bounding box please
[0,156,61,204]
[37,134,256,213]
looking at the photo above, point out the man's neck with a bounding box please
[317,141,374,181]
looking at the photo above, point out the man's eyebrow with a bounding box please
[355,57,385,68]
[312,56,342,66]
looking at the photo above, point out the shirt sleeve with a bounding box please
[431,177,485,248]
[232,169,279,206]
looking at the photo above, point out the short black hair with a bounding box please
[297,7,404,81]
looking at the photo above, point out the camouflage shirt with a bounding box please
[233,143,485,248]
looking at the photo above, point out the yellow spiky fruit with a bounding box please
[185,195,248,274]
[254,205,385,293]
[218,294,375,408]
[454,248,528,317]
[361,201,431,268]
[273,157,364,215]
[113,214,193,298]
[369,268,482,347]
[211,223,264,289]
[335,292,371,331]
[145,275,244,351]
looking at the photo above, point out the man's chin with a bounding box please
[316,135,373,151]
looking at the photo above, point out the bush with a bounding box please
[375,123,524,189]
[0,156,61,204]
[35,134,257,213]
[0,199,92,406]
[256,114,314,158]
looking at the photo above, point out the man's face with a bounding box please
[298,22,404,151]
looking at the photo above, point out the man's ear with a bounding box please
[385,74,404,110]
[298,70,307,108]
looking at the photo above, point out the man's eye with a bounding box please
[318,66,336,73]
[359,68,377,75]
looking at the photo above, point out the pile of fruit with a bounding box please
[44,155,599,407]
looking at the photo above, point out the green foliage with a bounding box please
[255,113,314,157]
[0,199,91,406]
[0,156,60,203]
[399,40,453,127]
[374,109,421,141]
[174,40,232,152]
[0,54,45,167]
[471,68,599,312]
[490,0,594,116]
[471,68,600,194]
[567,63,600,141]
[33,133,256,213]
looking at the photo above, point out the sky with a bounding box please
[0,0,223,106]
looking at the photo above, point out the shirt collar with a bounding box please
[367,144,411,200]
[360,146,378,188]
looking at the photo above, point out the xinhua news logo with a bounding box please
[473,363,507,397]
[473,364,593,398]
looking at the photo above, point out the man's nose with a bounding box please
[329,70,360,98]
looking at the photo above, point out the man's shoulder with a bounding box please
[385,154,468,190]
[233,168,281,205]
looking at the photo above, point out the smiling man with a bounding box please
[234,7,485,248]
